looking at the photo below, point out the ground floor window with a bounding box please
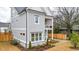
[31,32,42,42]
[36,33,38,41]
[31,33,35,41]
[39,33,42,40]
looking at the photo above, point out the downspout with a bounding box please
[25,8,27,48]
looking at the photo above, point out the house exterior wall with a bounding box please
[26,9,46,47]
[11,8,27,47]
[11,7,53,48]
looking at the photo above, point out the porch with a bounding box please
[45,16,53,40]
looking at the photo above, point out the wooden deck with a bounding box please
[0,32,13,41]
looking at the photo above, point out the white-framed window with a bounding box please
[34,15,40,24]
[31,33,35,41]
[31,32,42,41]
[39,33,42,40]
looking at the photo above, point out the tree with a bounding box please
[53,15,61,33]
[53,25,60,33]
[54,7,79,39]
[70,32,79,48]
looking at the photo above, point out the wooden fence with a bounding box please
[0,32,13,41]
[48,34,67,39]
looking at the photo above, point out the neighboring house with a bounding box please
[59,25,79,34]
[0,22,11,32]
[72,25,79,31]
[11,7,53,48]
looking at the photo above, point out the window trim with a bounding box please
[34,15,40,24]
[31,32,42,42]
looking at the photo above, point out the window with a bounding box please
[31,33,35,41]
[34,15,39,24]
[20,33,25,36]
[39,33,42,40]
[31,32,42,41]
[20,33,22,35]
[36,33,38,41]
[23,33,25,36]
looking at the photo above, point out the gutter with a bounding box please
[25,9,27,48]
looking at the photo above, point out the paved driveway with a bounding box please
[46,39,79,51]
[0,41,20,51]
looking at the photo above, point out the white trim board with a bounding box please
[12,28,26,30]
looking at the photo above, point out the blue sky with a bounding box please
[0,7,11,23]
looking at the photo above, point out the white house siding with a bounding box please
[11,8,27,47]
[11,7,53,48]
[26,9,46,48]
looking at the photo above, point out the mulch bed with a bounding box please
[15,40,59,51]
[16,44,55,51]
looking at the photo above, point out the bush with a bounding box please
[70,32,79,48]
[29,41,32,49]
[46,38,49,45]
[11,39,18,45]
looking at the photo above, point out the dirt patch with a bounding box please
[46,40,79,51]
[16,40,79,51]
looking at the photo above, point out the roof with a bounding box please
[15,7,26,14]
[15,7,52,16]
[0,22,10,27]
[28,7,44,12]
[41,7,52,16]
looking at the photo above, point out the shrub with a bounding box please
[70,32,79,48]
[11,39,18,45]
[46,38,49,45]
[29,41,32,49]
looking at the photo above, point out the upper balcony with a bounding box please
[45,16,53,30]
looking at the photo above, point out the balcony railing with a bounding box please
[45,26,52,28]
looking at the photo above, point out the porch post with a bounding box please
[52,18,53,40]
[47,30,48,40]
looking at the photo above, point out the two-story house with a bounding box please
[11,7,53,48]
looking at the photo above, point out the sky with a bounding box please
[0,7,54,23]
[0,7,11,23]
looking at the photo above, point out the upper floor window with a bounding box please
[34,15,40,24]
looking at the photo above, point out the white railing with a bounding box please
[45,26,52,28]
